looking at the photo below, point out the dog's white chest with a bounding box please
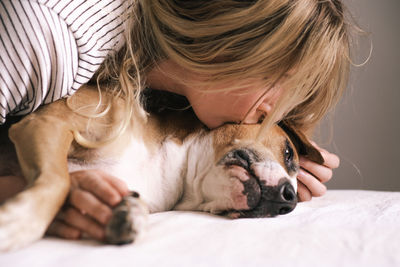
[68,137,189,212]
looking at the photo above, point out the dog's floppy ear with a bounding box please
[278,120,324,165]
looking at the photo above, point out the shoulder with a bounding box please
[51,0,131,85]
[24,0,131,90]
[43,0,131,49]
[5,0,131,54]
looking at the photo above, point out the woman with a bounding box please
[0,0,347,241]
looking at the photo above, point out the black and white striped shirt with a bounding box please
[0,0,130,124]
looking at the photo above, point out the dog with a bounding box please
[0,85,323,250]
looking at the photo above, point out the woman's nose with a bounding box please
[241,85,283,125]
[257,102,273,115]
[242,103,272,124]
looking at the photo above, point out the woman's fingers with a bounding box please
[297,181,312,202]
[102,174,130,197]
[297,168,327,197]
[296,142,341,202]
[46,220,81,240]
[70,170,125,207]
[309,142,340,169]
[57,207,105,241]
[299,157,333,183]
[68,188,113,225]
[47,170,129,241]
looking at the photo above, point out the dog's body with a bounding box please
[0,86,323,251]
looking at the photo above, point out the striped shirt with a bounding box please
[0,0,130,124]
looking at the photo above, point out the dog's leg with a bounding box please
[0,114,74,251]
[105,192,149,245]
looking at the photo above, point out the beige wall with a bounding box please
[318,0,400,191]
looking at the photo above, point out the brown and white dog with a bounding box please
[0,85,323,250]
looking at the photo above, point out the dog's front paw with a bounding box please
[0,192,50,252]
[105,191,148,245]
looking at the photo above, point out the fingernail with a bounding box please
[298,169,306,177]
[110,195,122,206]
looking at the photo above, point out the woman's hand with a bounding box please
[46,170,129,241]
[297,142,340,202]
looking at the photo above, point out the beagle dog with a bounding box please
[0,85,323,250]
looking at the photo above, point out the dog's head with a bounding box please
[194,121,323,218]
[141,88,323,218]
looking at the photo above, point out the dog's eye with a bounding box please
[284,141,294,164]
[283,140,298,173]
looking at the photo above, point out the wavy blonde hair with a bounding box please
[89,0,351,144]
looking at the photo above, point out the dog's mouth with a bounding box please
[218,148,297,218]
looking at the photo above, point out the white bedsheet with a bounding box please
[1,190,399,267]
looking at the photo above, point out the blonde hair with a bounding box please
[91,0,351,144]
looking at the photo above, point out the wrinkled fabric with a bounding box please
[1,190,399,267]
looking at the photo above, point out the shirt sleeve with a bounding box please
[0,0,130,124]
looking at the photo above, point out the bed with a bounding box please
[1,190,399,267]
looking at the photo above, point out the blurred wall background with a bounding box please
[318,0,400,191]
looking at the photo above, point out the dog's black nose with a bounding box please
[275,182,297,215]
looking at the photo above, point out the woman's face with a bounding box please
[147,60,286,129]
[186,81,285,129]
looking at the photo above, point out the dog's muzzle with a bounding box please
[219,148,297,218]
